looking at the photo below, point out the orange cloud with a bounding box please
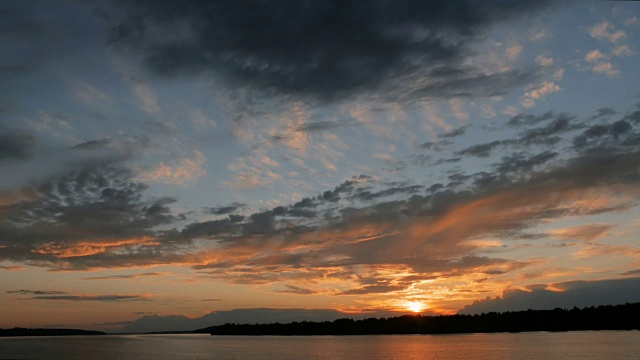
[31,236,159,258]
[548,224,613,242]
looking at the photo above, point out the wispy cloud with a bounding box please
[548,224,613,242]
[7,289,152,301]
[82,272,167,280]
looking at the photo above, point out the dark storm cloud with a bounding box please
[106,0,551,100]
[458,278,640,314]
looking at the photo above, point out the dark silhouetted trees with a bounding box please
[200,302,640,335]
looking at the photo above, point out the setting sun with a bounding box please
[406,301,425,313]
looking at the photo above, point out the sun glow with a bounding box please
[406,301,424,313]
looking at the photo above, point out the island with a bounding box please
[0,328,105,337]
[199,302,640,336]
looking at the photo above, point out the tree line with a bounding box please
[200,302,640,335]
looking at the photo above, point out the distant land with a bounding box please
[200,302,640,336]
[0,328,105,337]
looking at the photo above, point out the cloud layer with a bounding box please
[107,0,551,101]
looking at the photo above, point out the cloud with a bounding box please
[506,44,523,60]
[279,284,317,295]
[227,172,269,190]
[294,121,358,133]
[0,164,180,269]
[7,289,66,295]
[625,16,639,26]
[205,202,247,215]
[82,272,166,280]
[31,294,151,301]
[524,81,560,100]
[548,224,613,242]
[106,0,552,101]
[133,83,160,114]
[458,140,505,158]
[448,99,469,121]
[506,111,555,127]
[458,113,576,158]
[589,21,626,43]
[7,289,151,301]
[592,62,620,77]
[3,105,640,299]
[590,107,617,120]
[0,124,35,162]
[459,278,640,314]
[613,45,634,57]
[438,125,469,139]
[0,264,25,271]
[341,283,408,295]
[494,151,558,174]
[535,55,554,67]
[530,29,551,42]
[71,138,112,151]
[74,82,110,106]
[138,150,206,185]
[585,49,608,63]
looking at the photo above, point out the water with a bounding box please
[0,331,638,360]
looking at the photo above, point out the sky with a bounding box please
[1,0,640,332]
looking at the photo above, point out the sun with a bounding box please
[406,301,424,313]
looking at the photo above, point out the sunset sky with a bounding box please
[2,0,640,332]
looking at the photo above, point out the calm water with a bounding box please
[0,331,639,360]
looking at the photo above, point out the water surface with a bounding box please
[1,331,638,360]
